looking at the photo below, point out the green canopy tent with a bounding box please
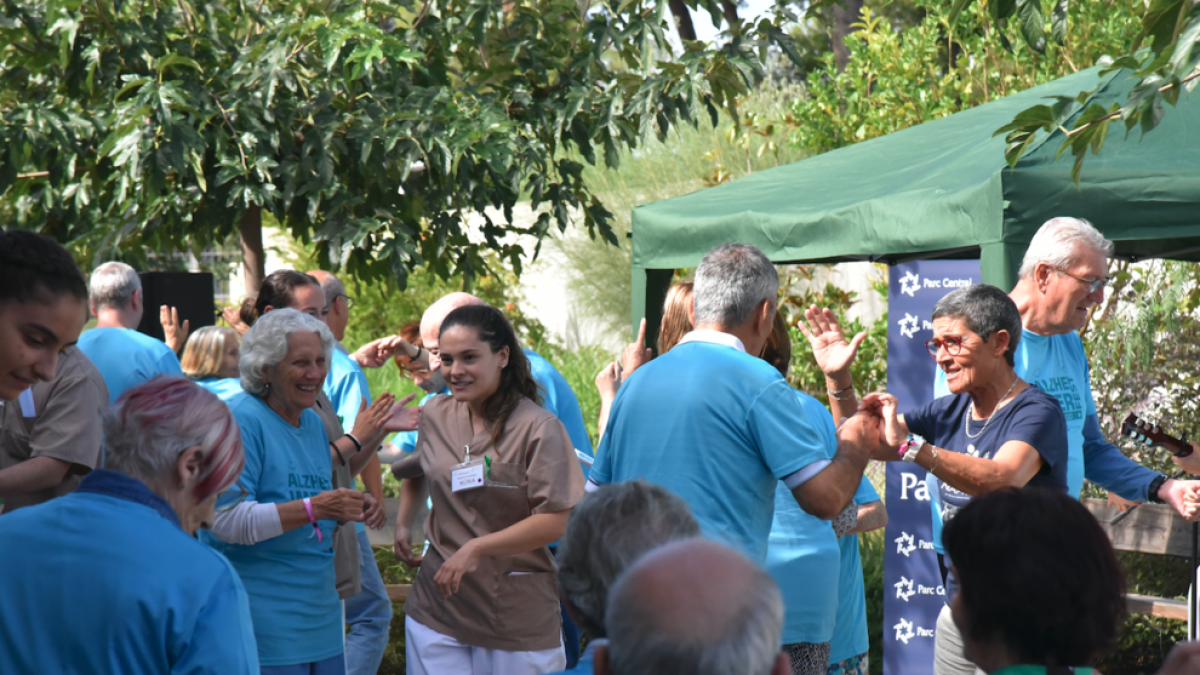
[629,67,1200,346]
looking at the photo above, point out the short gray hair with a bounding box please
[692,244,779,328]
[104,377,244,504]
[89,261,141,310]
[1018,217,1114,279]
[606,539,785,675]
[932,285,1023,367]
[315,272,346,309]
[239,308,334,396]
[556,481,700,638]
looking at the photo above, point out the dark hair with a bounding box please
[931,284,1022,367]
[943,487,1125,667]
[759,311,792,378]
[439,304,541,444]
[0,229,88,308]
[246,270,320,326]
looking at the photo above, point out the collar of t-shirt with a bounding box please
[76,469,182,529]
[678,329,746,353]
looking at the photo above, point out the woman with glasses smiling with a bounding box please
[853,284,1070,675]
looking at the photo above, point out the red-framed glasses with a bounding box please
[925,336,964,359]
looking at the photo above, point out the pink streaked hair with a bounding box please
[105,377,245,503]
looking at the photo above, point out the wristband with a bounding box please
[344,433,363,453]
[899,434,924,463]
[331,442,347,467]
[303,497,322,542]
[1147,474,1168,504]
[413,345,424,360]
[828,383,855,401]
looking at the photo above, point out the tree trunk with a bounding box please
[668,0,697,41]
[720,0,738,26]
[831,0,864,72]
[238,205,265,295]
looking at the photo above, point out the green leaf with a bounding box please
[1137,0,1187,53]
[1051,0,1069,45]
[1168,3,1200,74]
[948,0,976,24]
[154,53,203,75]
[990,0,1017,23]
[1017,0,1047,53]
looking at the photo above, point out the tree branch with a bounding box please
[210,94,249,170]
[1065,69,1200,138]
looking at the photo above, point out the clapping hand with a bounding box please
[353,336,411,369]
[382,393,421,433]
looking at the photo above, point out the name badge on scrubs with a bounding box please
[451,458,486,493]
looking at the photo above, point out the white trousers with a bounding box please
[933,605,985,675]
[405,616,566,675]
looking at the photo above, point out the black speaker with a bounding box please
[135,272,216,343]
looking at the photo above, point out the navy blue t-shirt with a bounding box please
[905,384,1069,528]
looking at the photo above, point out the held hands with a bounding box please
[798,305,866,376]
[362,493,387,530]
[1158,479,1200,522]
[159,305,190,353]
[857,393,907,451]
[311,488,366,522]
[393,525,423,568]
[353,336,414,369]
[433,539,482,599]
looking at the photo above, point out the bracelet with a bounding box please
[303,497,323,542]
[344,433,363,453]
[828,385,856,401]
[928,445,939,475]
[413,345,424,360]
[331,442,347,467]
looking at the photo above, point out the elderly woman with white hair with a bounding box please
[0,376,258,674]
[202,308,375,675]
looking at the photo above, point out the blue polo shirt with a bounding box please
[526,349,593,459]
[200,394,342,667]
[77,327,183,403]
[194,376,245,401]
[0,470,259,675]
[766,391,841,645]
[590,332,830,562]
[829,477,881,662]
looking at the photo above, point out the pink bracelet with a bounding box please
[897,440,911,457]
[303,497,322,542]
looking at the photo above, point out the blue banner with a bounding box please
[883,260,980,675]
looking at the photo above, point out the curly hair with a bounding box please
[943,487,1125,667]
[0,229,88,308]
[439,304,541,445]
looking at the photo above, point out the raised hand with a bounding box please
[222,306,250,336]
[353,336,413,369]
[798,305,866,376]
[159,305,190,353]
[351,393,397,443]
[595,361,621,402]
[382,393,422,433]
[621,318,653,377]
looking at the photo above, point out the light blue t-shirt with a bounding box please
[194,376,245,401]
[0,470,259,675]
[77,327,184,403]
[395,389,449,453]
[201,394,342,667]
[591,339,830,562]
[323,348,372,533]
[526,349,594,461]
[829,477,881,662]
[765,391,841,645]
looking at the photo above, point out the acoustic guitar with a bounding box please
[1119,413,1193,458]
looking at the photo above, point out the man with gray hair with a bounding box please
[927,217,1200,675]
[592,538,790,675]
[549,480,701,675]
[588,243,879,561]
[77,262,184,403]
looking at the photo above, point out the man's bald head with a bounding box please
[601,539,787,675]
[420,292,487,351]
[307,270,349,341]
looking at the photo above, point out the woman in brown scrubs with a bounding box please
[393,304,585,675]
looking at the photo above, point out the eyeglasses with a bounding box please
[1052,266,1107,294]
[925,336,965,359]
[338,294,356,309]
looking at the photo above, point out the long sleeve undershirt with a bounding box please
[209,500,284,546]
